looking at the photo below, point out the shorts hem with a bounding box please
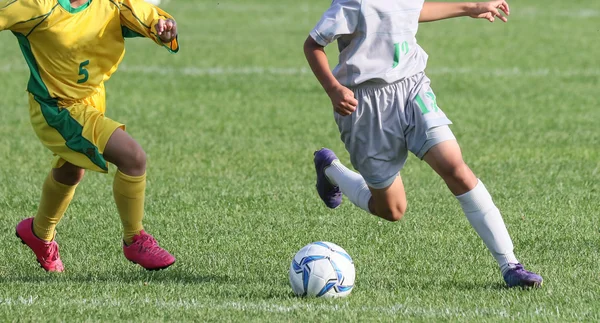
[415,125,456,159]
[364,173,398,190]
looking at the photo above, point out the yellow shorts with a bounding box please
[28,84,124,173]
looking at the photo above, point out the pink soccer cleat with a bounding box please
[15,217,64,272]
[123,231,176,270]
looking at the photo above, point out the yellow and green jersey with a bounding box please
[0,0,179,104]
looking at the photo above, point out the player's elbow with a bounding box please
[303,36,322,56]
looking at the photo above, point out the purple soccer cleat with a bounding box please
[313,148,342,209]
[503,264,543,288]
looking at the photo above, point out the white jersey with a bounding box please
[310,0,428,87]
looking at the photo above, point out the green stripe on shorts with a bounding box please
[36,98,108,171]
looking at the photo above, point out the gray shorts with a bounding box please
[334,72,455,189]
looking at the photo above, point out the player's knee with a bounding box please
[389,203,407,222]
[449,162,472,185]
[439,160,470,182]
[114,145,146,175]
[53,166,85,185]
[128,147,147,172]
[378,202,407,222]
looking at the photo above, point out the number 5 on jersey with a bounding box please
[77,60,90,84]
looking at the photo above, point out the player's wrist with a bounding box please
[463,2,479,17]
[324,82,343,95]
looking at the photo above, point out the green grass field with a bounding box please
[1,0,599,321]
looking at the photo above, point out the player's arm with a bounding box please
[0,0,44,32]
[118,0,179,53]
[305,0,360,116]
[419,1,509,23]
[304,37,357,116]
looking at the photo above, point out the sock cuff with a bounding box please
[48,173,78,193]
[114,171,146,197]
[116,170,146,183]
[456,179,496,213]
[324,160,345,186]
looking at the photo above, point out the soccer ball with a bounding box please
[289,241,355,298]
[145,0,161,5]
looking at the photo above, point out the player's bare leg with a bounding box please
[423,140,542,288]
[104,128,175,270]
[422,140,477,196]
[15,162,83,272]
[53,162,86,186]
[367,177,407,222]
[104,128,146,176]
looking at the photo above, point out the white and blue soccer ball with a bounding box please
[289,241,355,298]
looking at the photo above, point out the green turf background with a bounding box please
[0,0,598,321]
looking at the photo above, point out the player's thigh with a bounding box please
[29,95,123,173]
[422,138,464,174]
[368,175,407,222]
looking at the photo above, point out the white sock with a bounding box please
[324,160,372,213]
[456,180,519,274]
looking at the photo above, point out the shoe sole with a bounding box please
[532,280,543,288]
[507,279,543,289]
[128,259,176,271]
[518,281,543,289]
[16,231,56,272]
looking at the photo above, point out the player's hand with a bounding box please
[468,1,510,22]
[155,18,178,43]
[327,84,358,116]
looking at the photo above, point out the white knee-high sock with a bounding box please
[456,180,519,274]
[325,160,372,213]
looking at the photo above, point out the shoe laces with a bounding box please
[511,264,526,273]
[136,235,165,257]
[43,242,59,262]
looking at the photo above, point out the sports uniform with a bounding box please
[0,0,178,172]
[2,0,178,271]
[308,0,543,288]
[310,0,454,188]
